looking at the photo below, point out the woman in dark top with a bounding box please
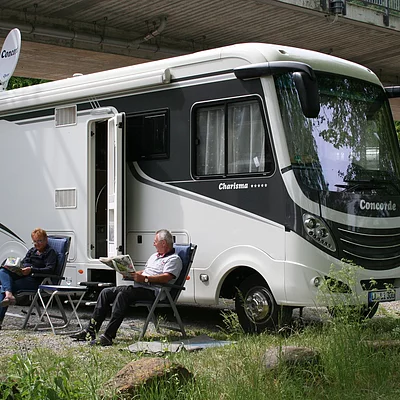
[0,228,57,329]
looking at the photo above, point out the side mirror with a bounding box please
[234,61,320,119]
[293,72,320,118]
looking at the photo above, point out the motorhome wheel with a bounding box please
[235,275,292,333]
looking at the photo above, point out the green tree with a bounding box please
[7,76,47,89]
[395,120,400,140]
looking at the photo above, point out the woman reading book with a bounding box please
[0,228,57,329]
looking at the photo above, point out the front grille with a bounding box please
[336,226,400,270]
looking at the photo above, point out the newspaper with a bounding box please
[99,255,135,277]
[2,257,23,276]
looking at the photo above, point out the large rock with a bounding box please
[262,345,320,370]
[102,357,192,398]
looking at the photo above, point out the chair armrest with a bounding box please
[31,272,64,280]
[78,281,115,288]
[121,278,186,291]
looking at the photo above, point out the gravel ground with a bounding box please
[0,302,228,358]
[1,301,399,358]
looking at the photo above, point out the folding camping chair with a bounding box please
[21,235,71,329]
[131,243,197,340]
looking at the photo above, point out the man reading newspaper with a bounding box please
[70,229,182,346]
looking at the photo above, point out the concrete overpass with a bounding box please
[1,0,399,118]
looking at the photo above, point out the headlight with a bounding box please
[303,213,336,252]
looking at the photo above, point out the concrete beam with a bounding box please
[9,41,149,81]
[276,0,400,32]
[390,98,400,121]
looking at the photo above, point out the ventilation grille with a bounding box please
[55,105,77,127]
[336,226,400,270]
[55,188,77,209]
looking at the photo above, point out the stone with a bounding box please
[363,340,400,351]
[101,357,192,398]
[262,345,320,370]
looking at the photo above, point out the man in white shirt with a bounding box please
[71,229,182,346]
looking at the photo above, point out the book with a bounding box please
[2,257,23,276]
[99,255,135,277]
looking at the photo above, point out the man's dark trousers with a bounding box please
[92,285,155,338]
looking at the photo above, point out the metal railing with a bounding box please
[361,0,400,12]
[346,0,400,26]
[347,0,400,12]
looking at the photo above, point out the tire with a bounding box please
[235,274,293,333]
[328,302,379,321]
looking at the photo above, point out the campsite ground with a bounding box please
[1,301,399,358]
[0,301,231,357]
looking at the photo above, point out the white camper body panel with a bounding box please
[123,165,286,304]
[0,111,98,285]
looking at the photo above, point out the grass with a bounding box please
[1,307,400,399]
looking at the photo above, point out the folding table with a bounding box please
[34,284,88,334]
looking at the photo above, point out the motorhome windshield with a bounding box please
[275,73,400,196]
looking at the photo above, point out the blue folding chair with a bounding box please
[21,235,71,329]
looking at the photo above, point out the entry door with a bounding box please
[107,113,125,257]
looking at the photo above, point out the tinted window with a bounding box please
[126,110,169,161]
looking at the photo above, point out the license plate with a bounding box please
[368,290,396,303]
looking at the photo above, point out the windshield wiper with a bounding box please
[335,178,400,194]
[335,181,365,192]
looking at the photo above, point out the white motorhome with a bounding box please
[1,43,400,332]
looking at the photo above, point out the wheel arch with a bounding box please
[220,266,266,299]
[210,245,285,303]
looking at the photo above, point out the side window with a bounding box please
[194,98,273,177]
[126,110,169,161]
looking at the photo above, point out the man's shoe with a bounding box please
[90,334,113,346]
[70,329,95,341]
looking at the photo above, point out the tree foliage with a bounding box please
[395,120,400,140]
[7,76,48,89]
